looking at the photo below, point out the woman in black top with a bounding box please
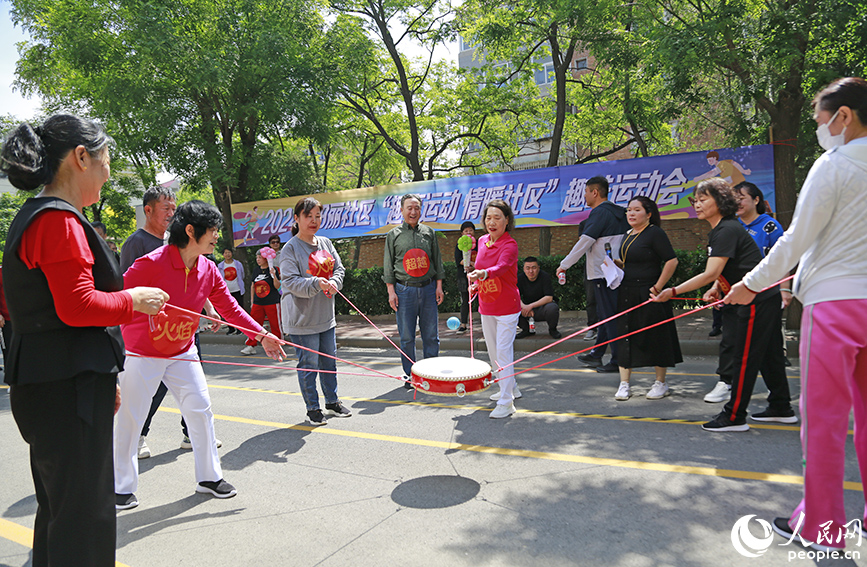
[615,197,681,401]
[653,179,794,431]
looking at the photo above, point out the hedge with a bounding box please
[336,248,710,316]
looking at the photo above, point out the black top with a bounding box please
[708,216,777,302]
[582,201,630,240]
[251,265,281,305]
[619,224,676,286]
[518,270,555,304]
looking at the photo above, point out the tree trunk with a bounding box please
[539,227,551,256]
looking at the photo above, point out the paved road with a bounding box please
[1,344,863,567]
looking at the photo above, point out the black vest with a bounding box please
[2,197,125,385]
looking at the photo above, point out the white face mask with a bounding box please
[816,109,847,150]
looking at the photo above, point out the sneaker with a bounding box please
[550,329,562,339]
[584,329,597,341]
[181,436,222,450]
[240,345,256,355]
[615,382,631,401]
[772,517,843,552]
[701,412,749,432]
[709,327,722,337]
[646,381,670,400]
[196,479,237,499]
[457,325,467,333]
[703,381,731,403]
[137,436,151,460]
[489,385,523,401]
[490,403,516,419]
[515,330,533,339]
[751,408,798,424]
[595,362,619,373]
[307,409,327,426]
[116,493,139,510]
[577,353,603,367]
[325,402,352,417]
[403,376,414,390]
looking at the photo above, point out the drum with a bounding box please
[410,357,492,397]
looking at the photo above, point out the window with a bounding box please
[534,63,555,85]
[574,58,588,70]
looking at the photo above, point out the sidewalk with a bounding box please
[200,309,801,358]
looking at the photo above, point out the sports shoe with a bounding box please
[549,329,562,339]
[456,325,467,333]
[307,409,327,426]
[595,362,619,373]
[240,345,256,355]
[516,330,534,339]
[708,327,722,337]
[584,329,597,341]
[116,493,139,510]
[703,381,731,403]
[137,435,151,459]
[490,403,516,419]
[489,385,522,401]
[180,436,223,450]
[577,353,603,367]
[646,381,670,400]
[615,382,631,401]
[403,376,414,390]
[325,402,352,417]
[772,517,843,552]
[196,479,237,499]
[701,412,749,432]
[751,407,798,424]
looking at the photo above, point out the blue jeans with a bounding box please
[290,328,338,411]
[395,281,440,376]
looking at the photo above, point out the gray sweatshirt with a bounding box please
[279,235,345,336]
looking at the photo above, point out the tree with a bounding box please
[640,0,867,228]
[12,0,333,250]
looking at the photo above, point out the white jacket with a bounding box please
[743,137,867,306]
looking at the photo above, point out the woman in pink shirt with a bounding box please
[115,200,285,510]
[468,199,521,418]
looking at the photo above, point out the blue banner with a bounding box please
[231,144,774,246]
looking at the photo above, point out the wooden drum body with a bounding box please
[410,357,492,397]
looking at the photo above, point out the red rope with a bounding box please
[332,287,416,366]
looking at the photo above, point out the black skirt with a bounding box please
[617,282,682,369]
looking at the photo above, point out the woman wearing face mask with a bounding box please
[726,77,867,552]
[614,197,681,401]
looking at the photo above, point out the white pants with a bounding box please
[481,312,520,405]
[114,345,222,494]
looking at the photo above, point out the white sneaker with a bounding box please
[615,382,631,401]
[584,330,597,341]
[490,403,516,419]
[137,435,151,459]
[646,381,670,400]
[704,381,731,403]
[240,345,256,356]
[489,385,523,401]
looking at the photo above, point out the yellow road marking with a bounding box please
[0,518,130,567]
[158,407,861,492]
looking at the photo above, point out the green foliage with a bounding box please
[0,191,30,263]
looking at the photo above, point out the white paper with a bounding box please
[600,256,624,290]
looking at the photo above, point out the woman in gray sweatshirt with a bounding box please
[280,197,351,426]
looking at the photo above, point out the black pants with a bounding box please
[585,277,598,325]
[458,276,475,324]
[140,333,201,438]
[518,302,560,333]
[230,290,245,312]
[721,296,792,422]
[10,373,117,567]
[589,279,619,365]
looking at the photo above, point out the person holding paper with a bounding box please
[556,176,629,373]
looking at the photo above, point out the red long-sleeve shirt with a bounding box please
[18,210,134,327]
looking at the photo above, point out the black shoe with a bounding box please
[595,362,619,373]
[516,330,533,339]
[196,479,237,498]
[115,493,138,510]
[577,353,603,367]
[456,325,467,333]
[325,402,352,417]
[701,412,749,432]
[709,327,722,337]
[306,409,327,425]
[751,407,798,424]
[403,376,414,390]
[550,329,562,339]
